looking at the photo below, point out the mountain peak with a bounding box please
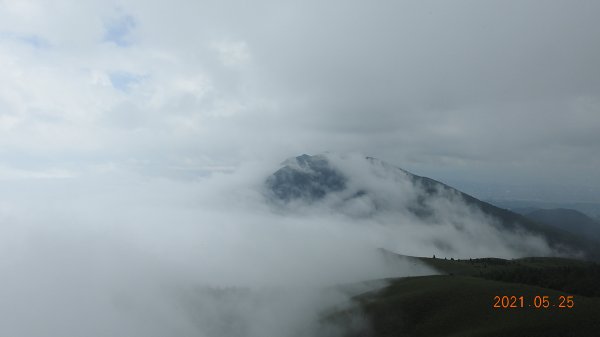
[267,154,347,202]
[264,153,600,261]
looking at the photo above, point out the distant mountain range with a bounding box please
[265,154,600,261]
[489,199,600,220]
[521,208,600,242]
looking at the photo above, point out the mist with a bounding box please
[0,160,416,337]
[0,153,557,336]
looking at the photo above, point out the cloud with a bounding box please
[103,12,136,47]
[0,161,441,337]
[0,32,49,49]
[270,153,554,258]
[0,1,598,335]
[0,0,598,200]
[108,71,144,92]
[0,151,559,336]
[211,39,251,67]
[0,165,76,180]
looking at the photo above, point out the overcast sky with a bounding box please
[1,0,599,202]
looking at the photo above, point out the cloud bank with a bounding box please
[0,153,554,336]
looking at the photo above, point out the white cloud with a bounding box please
[0,166,76,180]
[103,12,136,47]
[211,40,251,67]
[0,0,596,193]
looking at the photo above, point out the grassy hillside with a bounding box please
[342,275,600,337]
[329,255,600,337]
[413,255,600,297]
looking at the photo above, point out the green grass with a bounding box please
[346,275,600,337]
[329,254,600,336]
[414,255,594,276]
[412,255,600,297]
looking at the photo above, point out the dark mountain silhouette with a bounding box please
[508,207,541,215]
[266,154,347,202]
[266,154,600,261]
[489,199,600,220]
[524,208,600,242]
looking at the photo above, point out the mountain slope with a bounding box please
[524,208,600,242]
[488,199,600,220]
[327,254,600,337]
[333,275,600,337]
[265,154,600,261]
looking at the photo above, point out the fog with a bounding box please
[0,160,417,337]
[0,153,557,336]
[1,0,596,335]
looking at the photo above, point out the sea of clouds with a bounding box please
[0,154,556,337]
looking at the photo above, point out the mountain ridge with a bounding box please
[524,208,600,242]
[265,154,600,261]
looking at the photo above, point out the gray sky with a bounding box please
[1,0,599,201]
